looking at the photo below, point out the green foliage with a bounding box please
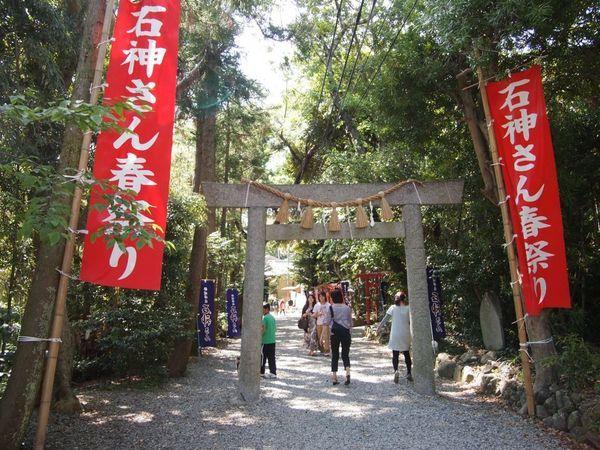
[544,334,600,392]
[0,92,133,132]
[282,0,600,350]
[73,297,191,381]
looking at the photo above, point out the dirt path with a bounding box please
[30,311,570,449]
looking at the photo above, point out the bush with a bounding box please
[73,298,191,381]
[545,333,600,392]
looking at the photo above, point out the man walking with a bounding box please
[261,303,277,379]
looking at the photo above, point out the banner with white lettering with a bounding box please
[198,280,216,348]
[226,288,241,338]
[486,65,571,315]
[426,267,446,340]
[80,0,181,290]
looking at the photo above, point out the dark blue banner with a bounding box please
[427,267,446,340]
[197,279,216,348]
[226,288,241,338]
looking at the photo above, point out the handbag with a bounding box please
[297,316,309,330]
[329,305,350,337]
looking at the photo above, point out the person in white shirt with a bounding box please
[376,291,412,383]
[312,291,331,355]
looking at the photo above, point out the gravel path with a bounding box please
[33,312,570,449]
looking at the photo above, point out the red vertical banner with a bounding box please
[486,66,571,315]
[80,0,181,290]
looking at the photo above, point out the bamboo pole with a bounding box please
[34,1,116,448]
[477,67,536,417]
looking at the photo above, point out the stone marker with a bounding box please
[480,292,504,350]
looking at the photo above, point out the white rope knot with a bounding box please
[55,268,79,281]
[67,227,89,235]
[523,337,554,346]
[96,37,116,48]
[511,313,528,325]
[62,170,93,185]
[503,234,518,249]
[89,82,109,93]
[498,195,510,206]
[18,336,62,343]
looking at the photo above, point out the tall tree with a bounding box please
[0,1,105,447]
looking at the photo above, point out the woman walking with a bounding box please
[376,291,412,383]
[329,289,353,385]
[302,294,318,356]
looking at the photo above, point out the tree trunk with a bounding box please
[526,310,558,393]
[0,2,104,447]
[456,70,498,204]
[167,60,218,376]
[53,316,81,414]
[2,216,20,355]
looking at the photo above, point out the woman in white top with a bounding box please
[376,291,412,383]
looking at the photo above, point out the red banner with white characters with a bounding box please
[80,0,181,290]
[486,65,571,315]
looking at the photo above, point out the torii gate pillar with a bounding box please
[239,207,266,402]
[403,203,435,395]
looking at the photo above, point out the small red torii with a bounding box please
[356,272,387,324]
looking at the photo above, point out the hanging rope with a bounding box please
[241,178,423,208]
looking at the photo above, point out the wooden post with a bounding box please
[477,67,536,416]
[34,1,115,448]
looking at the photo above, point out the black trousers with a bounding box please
[261,343,276,375]
[392,350,412,374]
[330,331,351,372]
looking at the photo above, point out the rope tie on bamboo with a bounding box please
[18,336,62,343]
[522,337,554,346]
[512,314,528,325]
[67,227,89,235]
[62,170,94,184]
[498,195,510,206]
[17,336,62,344]
[490,158,505,167]
[519,346,534,363]
[503,234,517,249]
[96,37,115,48]
[55,268,79,281]
[89,82,109,93]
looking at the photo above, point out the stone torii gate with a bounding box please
[203,180,464,401]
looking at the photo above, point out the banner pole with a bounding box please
[477,66,536,417]
[33,1,116,448]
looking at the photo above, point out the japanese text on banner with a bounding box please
[486,66,570,315]
[80,1,181,290]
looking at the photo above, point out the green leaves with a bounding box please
[0,90,138,133]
